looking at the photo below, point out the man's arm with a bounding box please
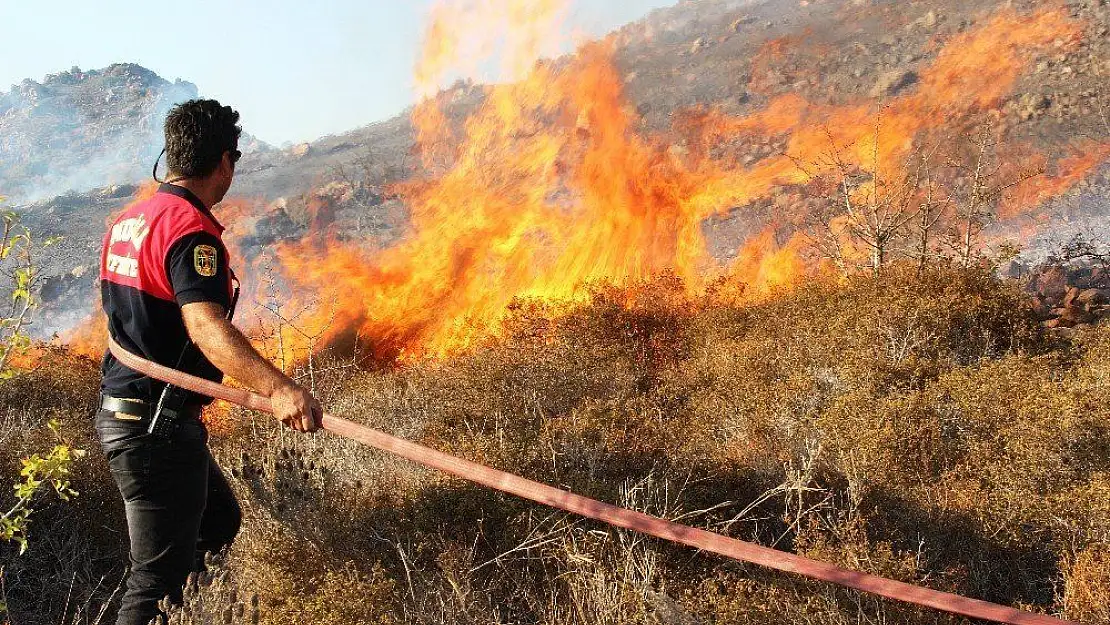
[181,301,321,432]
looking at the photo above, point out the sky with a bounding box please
[0,0,676,146]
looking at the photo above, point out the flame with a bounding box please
[201,400,236,433]
[260,5,1086,362]
[60,312,107,360]
[1000,142,1110,218]
[414,0,567,99]
[727,229,810,301]
[413,0,569,166]
[685,7,1085,217]
[6,345,45,372]
[274,40,724,361]
[59,5,1102,368]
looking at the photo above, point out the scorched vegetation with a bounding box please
[3,263,1110,624]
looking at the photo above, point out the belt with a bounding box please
[99,395,202,421]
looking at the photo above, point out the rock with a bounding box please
[1053,327,1078,340]
[1004,260,1029,279]
[1035,265,1069,302]
[1064,286,1082,307]
[0,63,203,203]
[920,11,939,29]
[871,70,918,98]
[730,15,755,32]
[1017,93,1051,121]
[1090,267,1110,288]
[289,143,312,158]
[1059,306,1096,326]
[690,37,707,54]
[1076,289,1110,306]
[1031,297,1051,319]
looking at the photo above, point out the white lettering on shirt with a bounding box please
[106,253,139,278]
[109,215,150,251]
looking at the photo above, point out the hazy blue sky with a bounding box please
[1,1,675,145]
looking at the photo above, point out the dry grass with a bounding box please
[4,264,1109,624]
[0,352,126,625]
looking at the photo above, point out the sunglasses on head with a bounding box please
[230,149,242,164]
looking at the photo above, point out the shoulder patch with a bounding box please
[194,244,218,277]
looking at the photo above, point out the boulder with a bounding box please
[1017,93,1051,121]
[1090,266,1109,288]
[1064,286,1082,307]
[1076,289,1110,307]
[730,15,755,32]
[1053,327,1078,340]
[1030,297,1051,319]
[1003,259,1029,279]
[1059,306,1096,326]
[870,70,918,98]
[1034,265,1069,303]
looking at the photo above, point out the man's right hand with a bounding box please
[181,302,324,433]
[270,381,322,433]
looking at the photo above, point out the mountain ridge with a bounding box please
[0,62,270,203]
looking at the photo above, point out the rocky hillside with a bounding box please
[0,63,269,203]
[222,0,1110,257]
[15,0,1110,339]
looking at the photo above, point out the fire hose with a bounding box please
[108,338,1079,625]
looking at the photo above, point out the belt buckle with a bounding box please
[113,411,143,422]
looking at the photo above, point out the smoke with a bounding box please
[0,65,198,204]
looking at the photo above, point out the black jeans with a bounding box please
[95,410,241,625]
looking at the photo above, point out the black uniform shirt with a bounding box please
[99,184,236,405]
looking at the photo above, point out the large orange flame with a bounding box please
[262,5,1096,361]
[61,5,1107,368]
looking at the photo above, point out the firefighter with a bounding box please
[96,99,322,625]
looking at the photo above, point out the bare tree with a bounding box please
[904,146,953,271]
[1058,232,1110,269]
[943,123,1043,267]
[797,116,933,275]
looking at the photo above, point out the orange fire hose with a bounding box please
[108,338,1079,625]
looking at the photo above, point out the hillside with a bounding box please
[0,63,269,203]
[19,0,1110,341]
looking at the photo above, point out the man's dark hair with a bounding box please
[164,99,242,178]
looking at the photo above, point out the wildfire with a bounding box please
[261,5,1096,361]
[61,3,1107,367]
[999,141,1110,219]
